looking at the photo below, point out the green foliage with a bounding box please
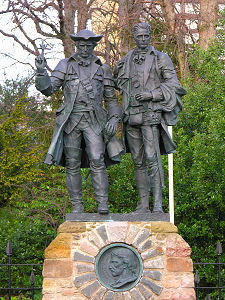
[19,165,71,229]
[81,154,138,213]
[173,26,225,298]
[0,208,55,299]
[0,97,41,205]
[0,77,32,116]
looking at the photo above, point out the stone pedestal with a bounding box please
[42,221,196,300]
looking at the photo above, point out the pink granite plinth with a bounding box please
[42,221,195,299]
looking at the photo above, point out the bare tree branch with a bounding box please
[0,52,35,70]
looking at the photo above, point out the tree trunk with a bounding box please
[199,0,217,50]
[160,0,189,76]
[62,0,76,57]
[118,0,143,54]
[77,0,90,32]
[62,0,93,57]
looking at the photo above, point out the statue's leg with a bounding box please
[141,125,164,213]
[126,124,150,212]
[63,128,84,213]
[83,124,109,214]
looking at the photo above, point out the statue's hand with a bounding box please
[35,55,47,73]
[135,92,153,102]
[104,116,119,137]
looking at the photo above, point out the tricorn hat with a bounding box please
[70,29,103,42]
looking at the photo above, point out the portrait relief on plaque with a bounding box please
[95,243,143,291]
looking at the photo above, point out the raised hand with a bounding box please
[35,55,47,73]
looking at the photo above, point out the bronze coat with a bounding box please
[35,54,123,167]
[113,46,187,155]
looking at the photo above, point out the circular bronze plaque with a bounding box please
[95,243,143,292]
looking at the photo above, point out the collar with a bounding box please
[69,53,102,66]
[133,45,157,56]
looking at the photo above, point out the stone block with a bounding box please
[138,238,153,252]
[42,295,56,300]
[58,221,86,234]
[74,251,94,263]
[88,230,105,249]
[42,279,55,294]
[151,222,177,233]
[115,292,123,299]
[144,257,165,269]
[130,287,143,299]
[55,278,73,289]
[45,233,71,259]
[159,288,196,300]
[137,283,153,299]
[133,228,151,247]
[167,234,192,257]
[143,270,162,281]
[106,222,128,242]
[76,263,94,274]
[141,247,162,260]
[62,288,77,296]
[162,272,181,288]
[43,259,72,278]
[96,225,109,243]
[104,291,114,299]
[167,257,193,272]
[81,280,100,298]
[178,288,196,299]
[123,291,132,299]
[92,286,107,300]
[140,277,163,295]
[74,272,96,287]
[79,240,99,256]
[181,273,195,288]
[125,224,140,244]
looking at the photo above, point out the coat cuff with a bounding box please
[35,71,51,91]
[151,87,163,102]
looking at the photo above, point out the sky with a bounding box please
[0,33,65,83]
[0,2,92,85]
[0,1,65,85]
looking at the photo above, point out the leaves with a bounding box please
[173,24,225,297]
[0,97,42,205]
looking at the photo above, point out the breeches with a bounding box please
[63,116,106,171]
[125,123,159,169]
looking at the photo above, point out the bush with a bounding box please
[0,208,56,299]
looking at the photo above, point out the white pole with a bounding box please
[168,126,174,224]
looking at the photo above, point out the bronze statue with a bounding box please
[35,30,123,214]
[114,23,187,213]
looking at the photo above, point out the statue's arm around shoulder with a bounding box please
[101,63,122,119]
[101,63,115,86]
[35,58,68,96]
[113,58,126,86]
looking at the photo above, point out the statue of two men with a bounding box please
[35,23,186,215]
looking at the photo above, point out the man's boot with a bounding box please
[152,185,163,213]
[91,170,109,214]
[135,168,150,213]
[65,147,84,213]
[148,155,164,213]
[66,171,84,213]
[71,198,84,213]
[151,170,163,213]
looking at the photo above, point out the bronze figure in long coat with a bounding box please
[35,30,123,214]
[114,23,187,213]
